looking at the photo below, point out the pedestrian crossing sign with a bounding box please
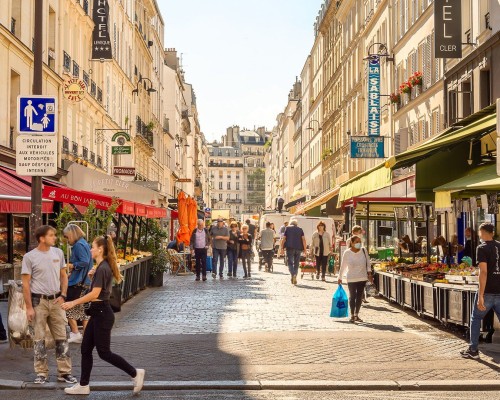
[17,95,57,134]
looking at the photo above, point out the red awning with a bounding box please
[0,169,53,213]
[116,200,135,216]
[42,186,115,211]
[135,203,147,217]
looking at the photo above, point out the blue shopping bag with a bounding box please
[206,256,213,272]
[330,284,349,318]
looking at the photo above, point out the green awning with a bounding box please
[386,113,496,170]
[338,164,392,203]
[433,164,499,208]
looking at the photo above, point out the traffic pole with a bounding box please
[29,0,44,249]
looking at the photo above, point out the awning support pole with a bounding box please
[366,202,370,253]
[410,207,416,264]
[425,204,432,257]
[137,217,143,251]
[130,216,137,254]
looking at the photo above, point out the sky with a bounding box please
[157,0,325,141]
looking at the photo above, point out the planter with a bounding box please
[149,271,164,287]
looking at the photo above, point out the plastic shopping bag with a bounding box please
[365,282,379,298]
[330,284,349,318]
[206,256,213,272]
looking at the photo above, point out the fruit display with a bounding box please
[116,249,152,266]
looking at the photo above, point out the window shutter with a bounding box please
[424,35,432,88]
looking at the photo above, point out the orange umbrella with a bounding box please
[187,196,198,234]
[176,191,190,245]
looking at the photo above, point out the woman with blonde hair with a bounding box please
[62,235,145,395]
[63,224,92,344]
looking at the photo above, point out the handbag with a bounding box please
[109,285,122,313]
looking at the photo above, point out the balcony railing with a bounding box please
[10,18,16,35]
[208,162,243,168]
[97,156,102,168]
[485,12,491,30]
[72,141,78,156]
[90,151,96,164]
[63,51,71,72]
[226,199,242,204]
[82,146,89,160]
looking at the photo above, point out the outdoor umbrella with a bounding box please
[176,191,190,245]
[187,196,198,234]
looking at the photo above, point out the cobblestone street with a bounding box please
[2,259,500,385]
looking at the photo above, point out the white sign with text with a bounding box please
[16,136,57,176]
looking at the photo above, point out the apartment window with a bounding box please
[462,81,472,119]
[83,71,89,86]
[227,182,231,190]
[63,51,71,71]
[236,182,240,190]
[227,173,231,180]
[480,70,491,109]
[219,194,223,201]
[236,193,240,200]
[219,182,223,190]
[236,173,240,180]
[72,61,80,78]
[431,109,440,136]
[90,80,96,97]
[236,207,240,214]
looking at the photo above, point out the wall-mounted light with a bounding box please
[132,77,157,95]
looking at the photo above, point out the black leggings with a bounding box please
[347,281,367,316]
[80,302,136,386]
[315,256,328,277]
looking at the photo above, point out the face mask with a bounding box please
[354,243,362,249]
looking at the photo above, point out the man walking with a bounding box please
[190,219,211,282]
[210,219,230,279]
[21,225,77,384]
[246,219,257,238]
[461,222,500,359]
[280,219,307,285]
[259,222,276,272]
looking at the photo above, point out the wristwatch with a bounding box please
[61,294,67,301]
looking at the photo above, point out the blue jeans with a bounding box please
[227,248,238,276]
[286,248,302,276]
[470,293,500,351]
[212,248,227,277]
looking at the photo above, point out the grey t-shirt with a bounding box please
[260,228,275,250]
[21,247,65,295]
[210,225,230,250]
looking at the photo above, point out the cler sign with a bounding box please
[367,57,380,137]
[434,0,462,58]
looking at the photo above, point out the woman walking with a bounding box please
[310,221,332,281]
[337,235,373,323]
[238,224,253,279]
[227,222,240,278]
[63,224,92,344]
[62,235,145,395]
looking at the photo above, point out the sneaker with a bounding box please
[219,275,224,280]
[68,332,83,344]
[212,272,216,279]
[316,273,320,280]
[133,368,145,394]
[202,276,207,282]
[64,383,90,395]
[460,347,480,360]
[34,375,48,384]
[292,275,297,285]
[58,374,78,384]
[227,273,232,278]
[195,276,200,281]
[322,277,326,281]
[0,337,8,344]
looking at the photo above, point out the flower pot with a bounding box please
[149,271,164,287]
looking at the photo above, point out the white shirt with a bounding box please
[338,248,371,283]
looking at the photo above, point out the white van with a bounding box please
[259,212,292,235]
[288,216,336,248]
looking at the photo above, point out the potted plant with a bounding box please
[390,92,401,105]
[149,247,169,287]
[399,81,412,95]
[409,71,423,87]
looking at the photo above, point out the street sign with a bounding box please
[176,178,192,183]
[350,136,385,158]
[17,95,57,134]
[367,58,380,136]
[113,166,136,176]
[434,0,462,58]
[112,146,132,154]
[16,136,57,176]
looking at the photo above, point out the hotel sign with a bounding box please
[367,58,380,137]
[434,0,462,58]
[350,137,385,159]
[92,0,113,60]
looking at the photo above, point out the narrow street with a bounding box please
[2,259,500,388]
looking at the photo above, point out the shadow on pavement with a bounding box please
[363,304,399,313]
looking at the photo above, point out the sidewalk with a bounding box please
[1,260,500,389]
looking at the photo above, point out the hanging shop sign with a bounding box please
[63,78,86,102]
[367,58,380,137]
[111,131,131,155]
[16,136,58,176]
[92,0,113,60]
[350,136,385,159]
[113,166,136,176]
[176,178,192,183]
[434,0,462,58]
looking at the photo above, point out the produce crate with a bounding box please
[377,248,395,260]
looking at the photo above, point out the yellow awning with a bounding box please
[298,186,340,214]
[338,165,392,204]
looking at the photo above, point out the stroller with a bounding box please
[257,239,274,272]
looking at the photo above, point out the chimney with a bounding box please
[164,48,178,69]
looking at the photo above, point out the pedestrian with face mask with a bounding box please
[338,235,373,323]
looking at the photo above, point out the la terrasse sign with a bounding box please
[367,58,380,137]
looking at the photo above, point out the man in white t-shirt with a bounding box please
[22,225,76,385]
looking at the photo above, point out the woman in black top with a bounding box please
[238,224,253,279]
[227,222,240,278]
[62,235,145,395]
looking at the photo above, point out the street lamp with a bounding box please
[363,42,394,62]
[132,77,157,95]
[306,119,322,132]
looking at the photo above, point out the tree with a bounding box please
[246,168,265,206]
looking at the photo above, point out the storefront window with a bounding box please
[13,216,28,263]
[0,215,7,263]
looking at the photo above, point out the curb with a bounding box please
[2,380,500,391]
